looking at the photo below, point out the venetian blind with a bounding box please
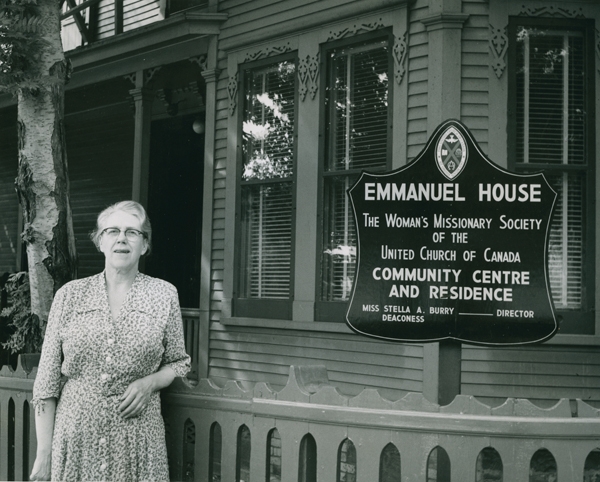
[516,27,586,309]
[239,61,295,300]
[322,40,389,301]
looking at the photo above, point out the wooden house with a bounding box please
[1,0,600,480]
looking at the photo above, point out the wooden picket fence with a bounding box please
[2,360,600,481]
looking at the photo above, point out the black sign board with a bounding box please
[346,120,557,345]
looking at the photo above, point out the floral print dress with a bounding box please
[32,272,191,481]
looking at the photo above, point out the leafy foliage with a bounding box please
[0,0,49,94]
[1,272,43,354]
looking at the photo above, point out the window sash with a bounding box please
[516,28,586,166]
[237,59,296,306]
[513,21,593,321]
[322,175,358,301]
[239,183,293,299]
[320,38,390,306]
[545,172,584,309]
[242,62,296,181]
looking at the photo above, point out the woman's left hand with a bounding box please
[119,377,153,419]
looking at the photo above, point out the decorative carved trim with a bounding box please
[493,6,590,78]
[519,5,596,74]
[145,67,161,84]
[189,55,208,71]
[244,42,293,63]
[298,53,319,101]
[228,72,238,116]
[393,32,408,85]
[489,24,509,79]
[519,5,585,18]
[124,72,136,86]
[327,18,385,41]
[157,88,178,116]
[123,67,161,87]
[156,81,204,115]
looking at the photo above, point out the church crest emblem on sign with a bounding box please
[436,126,468,180]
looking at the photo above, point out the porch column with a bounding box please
[421,0,468,406]
[421,2,468,133]
[129,71,153,208]
[198,44,220,378]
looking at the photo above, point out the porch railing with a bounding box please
[2,360,600,481]
[0,360,36,482]
[162,365,600,481]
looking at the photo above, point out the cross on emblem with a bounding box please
[436,127,467,180]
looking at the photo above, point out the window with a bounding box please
[316,34,392,321]
[235,56,297,319]
[509,18,595,333]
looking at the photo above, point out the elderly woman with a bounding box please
[30,200,190,481]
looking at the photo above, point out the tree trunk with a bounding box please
[14,0,77,329]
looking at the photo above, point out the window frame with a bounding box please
[233,53,299,320]
[314,30,395,322]
[507,16,596,334]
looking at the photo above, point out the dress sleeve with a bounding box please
[32,286,68,408]
[160,289,191,378]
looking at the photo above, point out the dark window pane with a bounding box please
[236,425,251,482]
[584,449,600,482]
[267,429,282,482]
[298,434,317,482]
[337,438,357,482]
[183,419,195,482]
[427,446,451,482]
[529,449,557,482]
[379,443,401,482]
[209,423,222,482]
[476,447,503,482]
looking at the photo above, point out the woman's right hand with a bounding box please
[30,451,51,481]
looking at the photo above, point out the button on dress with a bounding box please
[32,272,191,481]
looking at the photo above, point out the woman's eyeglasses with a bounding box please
[101,227,146,241]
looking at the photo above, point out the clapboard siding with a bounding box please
[78,0,165,40]
[209,322,424,398]
[62,16,82,52]
[207,0,432,397]
[461,0,489,150]
[406,0,429,160]
[96,0,117,38]
[123,0,163,31]
[0,108,19,275]
[462,345,600,408]
[65,103,134,279]
[218,0,403,48]
[205,0,600,407]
